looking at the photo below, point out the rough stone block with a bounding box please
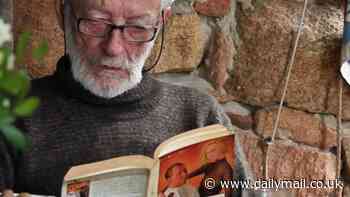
[148,14,207,73]
[194,0,231,17]
[237,130,337,197]
[227,0,347,118]
[343,183,350,197]
[208,30,234,94]
[255,107,337,150]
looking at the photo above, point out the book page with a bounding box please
[154,124,233,158]
[208,194,225,197]
[66,169,149,197]
[64,155,154,182]
[157,135,235,197]
[62,156,155,197]
[89,169,149,197]
[147,160,160,197]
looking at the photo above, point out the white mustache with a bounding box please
[87,55,136,70]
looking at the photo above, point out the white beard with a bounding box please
[64,11,155,98]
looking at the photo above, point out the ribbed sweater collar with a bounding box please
[55,55,160,107]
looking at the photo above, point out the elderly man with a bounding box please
[0,0,237,196]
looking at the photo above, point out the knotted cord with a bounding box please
[264,0,309,180]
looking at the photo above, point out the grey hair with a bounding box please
[63,0,174,10]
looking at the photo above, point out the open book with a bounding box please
[61,124,235,197]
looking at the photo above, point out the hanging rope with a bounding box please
[334,0,349,196]
[270,0,308,142]
[264,0,309,180]
[336,77,343,197]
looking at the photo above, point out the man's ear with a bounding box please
[162,7,172,24]
[55,0,65,30]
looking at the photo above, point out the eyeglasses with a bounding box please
[77,18,159,43]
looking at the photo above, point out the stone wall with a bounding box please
[8,0,350,196]
[13,0,64,76]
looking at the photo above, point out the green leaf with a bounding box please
[0,115,15,125]
[17,70,31,99]
[13,97,39,117]
[0,47,11,70]
[0,107,14,125]
[0,70,30,96]
[0,124,27,151]
[32,40,49,62]
[15,32,31,65]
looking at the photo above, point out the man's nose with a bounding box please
[102,30,126,56]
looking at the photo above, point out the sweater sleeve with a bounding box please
[203,96,232,130]
[0,134,15,192]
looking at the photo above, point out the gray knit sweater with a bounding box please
[0,56,234,196]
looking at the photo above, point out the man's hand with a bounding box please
[2,190,14,197]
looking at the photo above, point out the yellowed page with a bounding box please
[61,155,154,197]
[64,155,153,181]
[147,160,160,197]
[154,124,233,158]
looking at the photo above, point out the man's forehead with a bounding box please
[72,0,161,16]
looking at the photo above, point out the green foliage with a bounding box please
[0,124,27,150]
[0,47,11,69]
[0,31,48,151]
[14,97,40,117]
[0,70,30,96]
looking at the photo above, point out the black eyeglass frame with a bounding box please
[76,18,160,43]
